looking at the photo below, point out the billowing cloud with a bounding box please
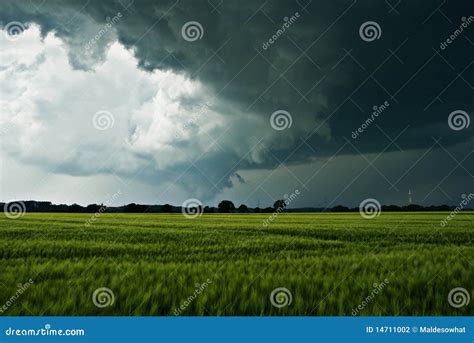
[0,0,472,205]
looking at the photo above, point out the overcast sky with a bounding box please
[0,0,472,208]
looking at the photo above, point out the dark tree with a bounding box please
[382,205,401,212]
[238,204,248,213]
[273,199,286,210]
[331,205,349,212]
[218,200,235,213]
[162,204,172,213]
[5,200,460,214]
[69,203,84,212]
[405,204,424,211]
[86,204,102,213]
[124,203,147,213]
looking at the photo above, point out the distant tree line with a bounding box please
[0,200,469,214]
[329,204,455,212]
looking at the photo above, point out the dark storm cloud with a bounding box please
[1,0,472,202]
[2,0,472,143]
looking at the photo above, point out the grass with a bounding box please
[0,212,472,316]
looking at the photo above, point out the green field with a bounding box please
[0,212,472,316]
